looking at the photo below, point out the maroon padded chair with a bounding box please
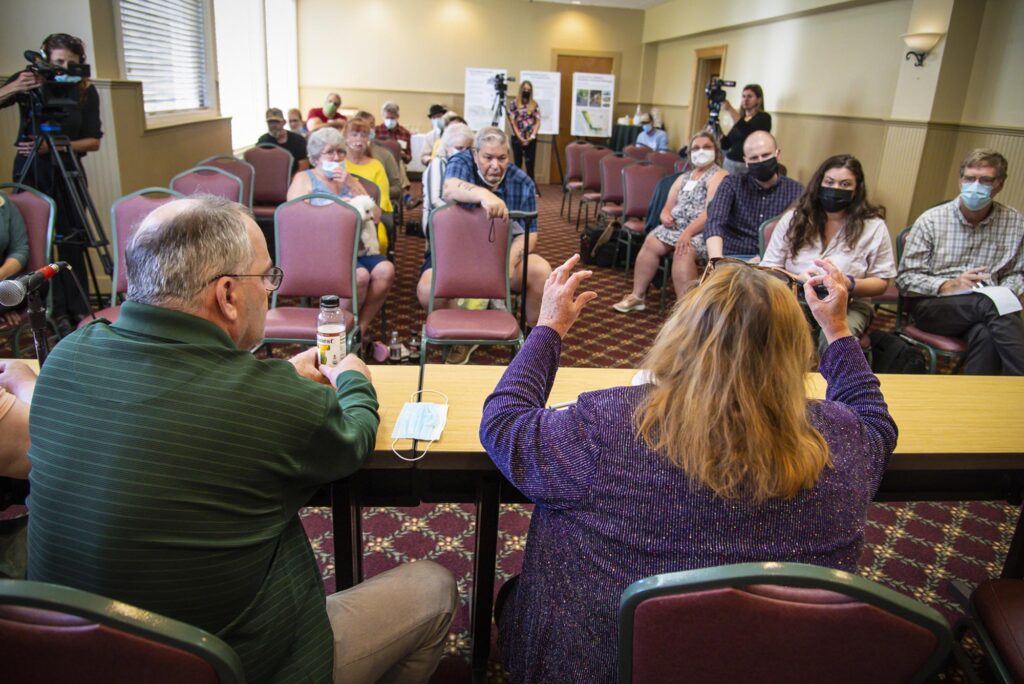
[77,188,182,329]
[623,144,649,161]
[263,194,359,352]
[758,214,784,257]
[170,166,244,204]
[561,141,591,220]
[198,156,255,209]
[962,578,1024,682]
[356,177,381,206]
[576,147,613,232]
[420,204,523,391]
[646,151,678,176]
[613,163,665,278]
[244,144,295,222]
[376,138,405,169]
[674,158,692,174]
[597,154,634,224]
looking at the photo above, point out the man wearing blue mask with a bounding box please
[374,101,412,164]
[635,113,669,152]
[897,149,1024,375]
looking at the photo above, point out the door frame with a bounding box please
[688,45,728,140]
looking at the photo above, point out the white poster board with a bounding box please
[519,70,561,136]
[464,67,507,130]
[571,72,615,137]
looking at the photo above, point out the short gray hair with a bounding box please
[126,195,254,309]
[307,126,345,166]
[441,123,474,151]
[381,101,400,116]
[474,126,508,151]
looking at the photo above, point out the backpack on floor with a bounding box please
[869,331,927,374]
[579,223,618,267]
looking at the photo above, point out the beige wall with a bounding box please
[960,0,1024,128]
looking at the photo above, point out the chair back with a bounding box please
[600,155,634,204]
[674,158,692,174]
[244,144,294,205]
[758,214,783,257]
[621,163,664,220]
[0,183,56,272]
[0,579,244,684]
[581,147,612,193]
[272,193,359,304]
[356,177,381,206]
[428,204,511,303]
[376,139,403,166]
[108,188,182,304]
[619,562,951,684]
[198,156,255,209]
[170,166,244,204]
[565,141,591,182]
[646,151,678,176]
[623,144,648,161]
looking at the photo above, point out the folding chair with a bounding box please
[561,141,591,221]
[170,166,244,204]
[198,155,255,210]
[576,147,613,233]
[244,143,295,222]
[596,154,634,229]
[0,183,56,356]
[0,579,245,684]
[419,204,524,391]
[757,214,784,257]
[646,151,678,177]
[623,144,649,161]
[374,138,406,231]
[261,193,361,354]
[619,562,953,684]
[952,578,1024,683]
[613,162,661,279]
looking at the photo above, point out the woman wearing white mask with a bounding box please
[614,131,728,312]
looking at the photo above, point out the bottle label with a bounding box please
[317,324,345,366]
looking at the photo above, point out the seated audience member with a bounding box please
[419,103,449,164]
[417,127,552,356]
[257,107,309,171]
[287,107,308,137]
[634,113,669,152]
[27,196,456,683]
[344,118,395,250]
[307,91,346,132]
[351,111,403,210]
[374,101,412,164]
[0,194,29,327]
[0,360,34,479]
[614,131,727,312]
[897,148,1024,375]
[425,112,467,164]
[482,254,896,683]
[719,83,772,175]
[704,130,802,260]
[421,123,475,234]
[762,154,896,352]
[288,127,394,337]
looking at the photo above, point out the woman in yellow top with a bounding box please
[344,119,393,215]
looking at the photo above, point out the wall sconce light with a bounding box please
[902,32,944,67]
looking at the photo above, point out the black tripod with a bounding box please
[16,101,113,310]
[489,87,509,127]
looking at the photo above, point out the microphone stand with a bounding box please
[26,288,50,366]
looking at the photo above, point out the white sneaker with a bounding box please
[612,295,646,313]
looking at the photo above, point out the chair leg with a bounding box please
[418,338,428,393]
[575,199,584,232]
[624,235,635,279]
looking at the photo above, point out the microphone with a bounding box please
[0,262,70,307]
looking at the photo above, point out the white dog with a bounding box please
[346,194,381,256]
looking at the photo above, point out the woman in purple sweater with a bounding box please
[481,255,898,683]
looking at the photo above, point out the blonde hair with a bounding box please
[688,130,723,166]
[634,264,830,502]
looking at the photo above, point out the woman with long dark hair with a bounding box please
[761,154,896,351]
[0,33,103,328]
[508,80,541,180]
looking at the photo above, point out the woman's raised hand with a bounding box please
[537,254,597,338]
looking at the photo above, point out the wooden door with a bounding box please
[688,47,728,142]
[551,54,614,181]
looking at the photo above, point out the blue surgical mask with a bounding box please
[642,123,653,134]
[368,129,376,140]
[433,118,444,132]
[391,390,449,461]
[960,181,992,211]
[384,118,398,130]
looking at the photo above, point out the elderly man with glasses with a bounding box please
[897,148,1024,375]
[25,195,457,683]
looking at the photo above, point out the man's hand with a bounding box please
[537,254,598,338]
[289,347,332,386]
[939,267,990,294]
[804,258,852,346]
[0,360,37,404]
[320,354,372,387]
[479,191,509,221]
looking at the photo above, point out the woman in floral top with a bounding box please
[508,80,541,181]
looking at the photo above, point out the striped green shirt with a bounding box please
[27,301,380,683]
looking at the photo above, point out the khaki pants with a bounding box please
[327,560,457,684]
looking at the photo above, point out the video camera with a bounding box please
[488,73,515,97]
[22,49,90,113]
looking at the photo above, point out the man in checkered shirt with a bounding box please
[897,149,1024,375]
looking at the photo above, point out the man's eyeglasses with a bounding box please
[699,257,802,293]
[961,174,997,187]
[208,266,284,292]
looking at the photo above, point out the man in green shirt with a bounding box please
[27,196,456,683]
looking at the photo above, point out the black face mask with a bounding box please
[522,91,532,101]
[747,156,778,182]
[818,187,855,213]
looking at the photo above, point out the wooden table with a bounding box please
[348,364,1024,681]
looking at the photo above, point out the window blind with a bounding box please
[119,0,210,114]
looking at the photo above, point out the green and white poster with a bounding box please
[571,72,614,137]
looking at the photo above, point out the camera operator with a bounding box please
[0,33,103,329]
[719,83,771,175]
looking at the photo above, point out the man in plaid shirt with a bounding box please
[897,149,1024,375]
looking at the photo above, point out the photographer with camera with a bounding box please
[0,33,103,329]
[718,83,771,175]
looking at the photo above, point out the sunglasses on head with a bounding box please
[700,257,829,299]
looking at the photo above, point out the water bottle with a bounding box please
[317,295,345,367]
[408,331,420,361]
[388,330,401,364]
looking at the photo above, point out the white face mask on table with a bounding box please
[391,390,449,462]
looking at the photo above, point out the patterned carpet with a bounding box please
[4,183,1013,681]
